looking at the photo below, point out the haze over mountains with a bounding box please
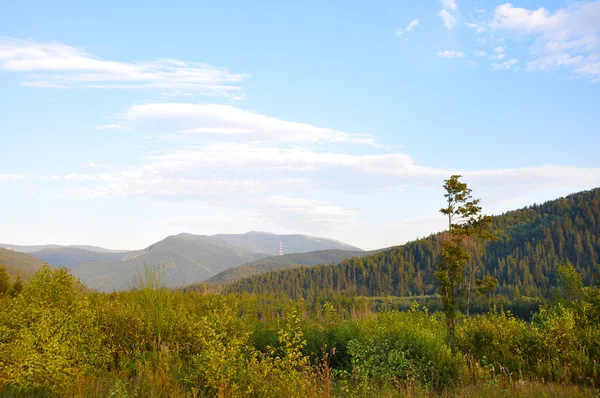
[4,232,361,291]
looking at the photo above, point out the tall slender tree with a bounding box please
[436,175,495,345]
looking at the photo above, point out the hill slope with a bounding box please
[225,188,600,301]
[0,248,55,281]
[208,248,371,284]
[30,247,123,269]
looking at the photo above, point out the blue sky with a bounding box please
[1,0,599,250]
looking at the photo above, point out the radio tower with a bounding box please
[279,240,283,256]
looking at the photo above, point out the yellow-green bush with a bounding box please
[0,267,109,392]
[457,305,599,386]
[347,309,463,391]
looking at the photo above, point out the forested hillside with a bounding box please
[208,248,371,284]
[226,188,600,301]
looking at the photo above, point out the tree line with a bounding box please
[225,187,600,307]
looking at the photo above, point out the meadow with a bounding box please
[0,266,599,397]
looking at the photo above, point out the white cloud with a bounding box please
[439,9,459,31]
[62,136,600,232]
[441,0,457,11]
[406,19,420,32]
[466,22,486,33]
[120,103,378,145]
[0,37,249,96]
[489,1,600,82]
[268,196,358,225]
[52,101,600,241]
[96,124,125,130]
[492,58,518,70]
[474,51,488,56]
[397,19,419,36]
[494,46,506,53]
[437,50,464,58]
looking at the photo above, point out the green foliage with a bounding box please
[225,188,600,311]
[457,305,600,386]
[0,267,109,392]
[208,249,370,285]
[476,275,498,297]
[0,264,9,296]
[9,275,23,297]
[556,262,584,302]
[1,264,599,396]
[348,310,463,392]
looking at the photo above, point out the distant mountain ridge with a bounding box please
[0,243,126,254]
[11,231,361,292]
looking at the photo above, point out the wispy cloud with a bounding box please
[268,196,358,226]
[439,10,458,31]
[466,21,486,33]
[406,19,420,32]
[441,0,457,11]
[96,124,126,130]
[396,19,419,36]
[0,37,249,96]
[492,58,518,70]
[63,139,600,230]
[54,99,600,236]
[120,103,378,145]
[487,1,600,82]
[439,0,459,31]
[437,50,464,58]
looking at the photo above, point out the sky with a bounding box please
[1,0,599,251]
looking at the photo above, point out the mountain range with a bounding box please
[6,188,600,298]
[0,243,125,254]
[5,232,361,291]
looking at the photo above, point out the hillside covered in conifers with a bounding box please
[207,248,371,284]
[225,188,600,302]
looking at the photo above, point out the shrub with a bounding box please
[347,309,462,391]
[0,267,109,392]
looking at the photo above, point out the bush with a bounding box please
[457,305,599,386]
[0,267,109,392]
[347,309,463,391]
